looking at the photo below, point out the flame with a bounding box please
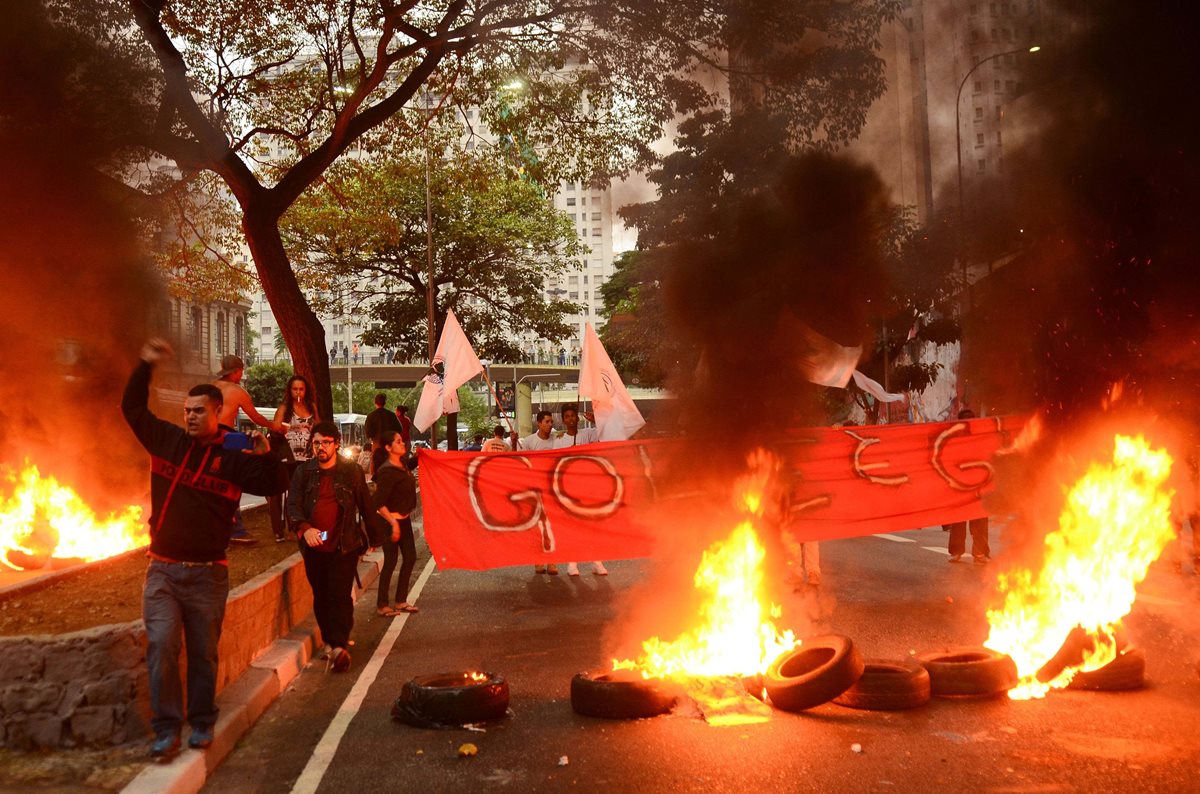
[1,462,146,571]
[467,671,489,682]
[984,435,1173,699]
[613,450,798,688]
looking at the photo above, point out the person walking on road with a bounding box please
[365,393,402,451]
[554,403,608,577]
[373,430,419,616]
[287,421,375,673]
[122,339,288,759]
[267,375,319,542]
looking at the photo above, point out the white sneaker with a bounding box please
[567,563,580,576]
[592,562,608,576]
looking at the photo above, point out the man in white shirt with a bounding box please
[513,410,558,574]
[553,403,608,577]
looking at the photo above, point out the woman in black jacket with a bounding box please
[373,430,419,616]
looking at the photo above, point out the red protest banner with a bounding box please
[417,416,1024,570]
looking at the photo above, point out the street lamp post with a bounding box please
[955,45,1042,236]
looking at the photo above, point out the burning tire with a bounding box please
[391,671,509,728]
[832,658,931,711]
[916,646,1018,697]
[763,634,864,712]
[570,670,678,719]
[1067,646,1146,691]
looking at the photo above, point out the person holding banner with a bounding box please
[945,409,991,564]
[555,403,608,577]
[515,411,559,574]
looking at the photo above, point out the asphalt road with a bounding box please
[204,522,1200,793]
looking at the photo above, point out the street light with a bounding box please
[955,45,1042,235]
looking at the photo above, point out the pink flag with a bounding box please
[579,323,645,441]
[413,309,483,432]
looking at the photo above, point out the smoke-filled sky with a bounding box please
[0,1,161,508]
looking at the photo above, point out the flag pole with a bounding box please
[481,369,517,433]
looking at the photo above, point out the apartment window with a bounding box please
[584,291,590,299]
[581,197,587,206]
[592,228,601,237]
[591,212,601,221]
[991,28,998,40]
[566,182,576,191]
[583,306,590,316]
[990,2,996,13]
[1006,79,1016,93]
[568,275,579,285]
[465,108,474,119]
[977,159,986,174]
[583,275,589,284]
[994,79,1001,92]
[568,292,579,299]
[234,316,244,357]
[216,311,227,353]
[969,3,977,13]
[976,133,985,147]
[566,197,576,206]
[974,79,983,93]
[996,130,1003,145]
[972,30,982,43]
[975,106,984,120]
[261,325,272,339]
[996,105,1003,119]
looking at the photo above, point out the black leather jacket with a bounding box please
[286,457,372,555]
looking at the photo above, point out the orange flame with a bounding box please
[613,451,798,682]
[984,435,1173,699]
[1,462,146,571]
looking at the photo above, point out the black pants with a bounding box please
[947,517,990,558]
[377,518,416,607]
[301,546,359,649]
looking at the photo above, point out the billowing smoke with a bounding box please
[0,1,162,509]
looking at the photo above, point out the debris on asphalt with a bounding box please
[558,756,569,766]
[851,743,863,754]
[458,743,478,758]
[945,596,954,604]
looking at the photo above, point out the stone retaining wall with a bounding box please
[0,552,313,750]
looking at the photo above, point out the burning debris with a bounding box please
[0,461,145,571]
[984,434,1173,699]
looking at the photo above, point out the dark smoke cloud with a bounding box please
[1,1,161,509]
[961,0,1200,432]
[664,152,892,456]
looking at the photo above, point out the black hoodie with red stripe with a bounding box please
[122,361,289,562]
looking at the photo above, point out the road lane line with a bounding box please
[922,546,951,555]
[291,556,437,794]
[875,533,916,543]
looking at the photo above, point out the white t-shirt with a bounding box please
[553,428,599,448]
[518,432,557,451]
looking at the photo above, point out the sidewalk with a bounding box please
[120,551,384,794]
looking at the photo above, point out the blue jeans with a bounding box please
[143,560,229,737]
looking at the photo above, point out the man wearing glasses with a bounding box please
[286,421,375,672]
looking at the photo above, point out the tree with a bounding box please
[282,142,584,363]
[52,0,898,419]
[242,361,294,408]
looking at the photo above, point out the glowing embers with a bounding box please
[0,462,145,571]
[611,451,799,723]
[984,435,1173,699]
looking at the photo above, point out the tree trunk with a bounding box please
[241,207,334,420]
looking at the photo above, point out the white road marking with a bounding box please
[875,533,916,543]
[922,546,951,555]
[291,556,437,794]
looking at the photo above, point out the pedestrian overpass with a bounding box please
[327,362,582,388]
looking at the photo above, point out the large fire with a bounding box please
[984,434,1174,699]
[612,451,799,721]
[1,462,146,571]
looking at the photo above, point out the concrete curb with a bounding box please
[121,552,383,794]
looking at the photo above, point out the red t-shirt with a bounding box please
[309,470,339,552]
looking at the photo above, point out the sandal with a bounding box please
[397,603,420,613]
[377,606,400,617]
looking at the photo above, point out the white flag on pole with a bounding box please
[579,323,645,441]
[796,321,862,388]
[412,309,483,432]
[851,369,905,403]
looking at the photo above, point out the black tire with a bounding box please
[1035,626,1130,684]
[1067,646,1145,691]
[833,658,931,711]
[391,672,509,728]
[916,646,1018,697]
[764,635,864,712]
[570,670,678,719]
